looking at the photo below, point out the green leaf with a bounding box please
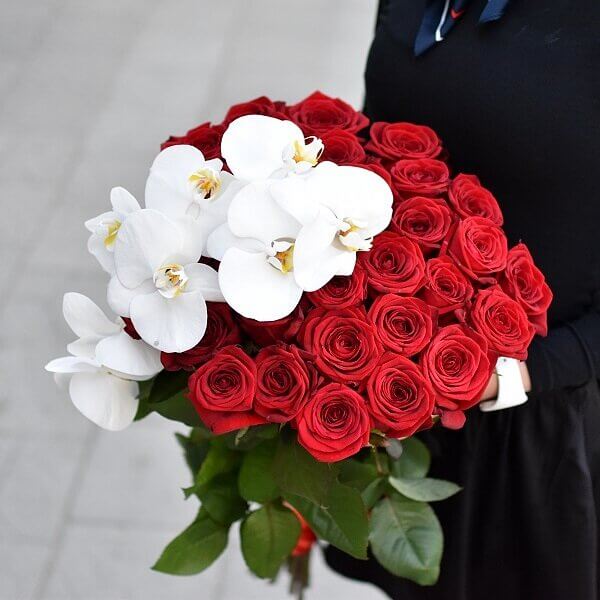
[272,435,339,505]
[148,370,190,404]
[361,477,388,509]
[369,495,443,585]
[196,473,247,525]
[134,379,155,421]
[286,482,369,560]
[195,441,240,487]
[224,424,280,451]
[175,431,211,475]
[389,438,431,479]
[238,439,280,503]
[153,390,204,427]
[388,477,461,502]
[240,504,301,579]
[338,460,378,490]
[152,511,228,575]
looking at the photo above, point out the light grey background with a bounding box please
[0,0,388,598]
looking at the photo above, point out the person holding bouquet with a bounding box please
[325,1,600,599]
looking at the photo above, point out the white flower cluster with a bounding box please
[46,115,393,430]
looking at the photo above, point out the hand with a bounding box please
[480,361,532,401]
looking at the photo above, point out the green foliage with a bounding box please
[196,472,248,525]
[240,504,301,579]
[389,437,431,479]
[388,477,461,502]
[238,439,280,503]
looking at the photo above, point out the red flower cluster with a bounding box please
[161,92,551,463]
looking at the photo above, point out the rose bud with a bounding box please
[296,383,371,463]
[320,129,367,164]
[359,231,426,295]
[299,306,381,385]
[254,345,313,423]
[286,91,369,137]
[222,96,288,124]
[307,264,367,310]
[390,158,450,198]
[470,286,536,360]
[366,353,435,438]
[368,294,435,356]
[391,196,453,251]
[500,243,553,336]
[188,345,265,434]
[421,256,474,314]
[366,122,442,161]
[449,174,503,226]
[161,303,241,371]
[448,216,508,279]
[161,122,225,160]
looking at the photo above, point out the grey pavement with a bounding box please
[0,1,387,598]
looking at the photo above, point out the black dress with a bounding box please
[325,1,600,598]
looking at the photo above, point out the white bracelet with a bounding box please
[479,356,529,412]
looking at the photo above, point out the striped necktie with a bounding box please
[414,0,511,56]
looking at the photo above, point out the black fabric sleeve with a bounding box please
[527,308,600,394]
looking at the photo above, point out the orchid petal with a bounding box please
[184,263,224,302]
[206,224,264,261]
[87,232,116,274]
[63,293,121,339]
[269,175,320,226]
[95,331,162,380]
[107,276,155,317]
[45,355,99,374]
[110,186,141,215]
[172,216,204,265]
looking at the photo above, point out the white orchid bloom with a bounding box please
[270,162,393,292]
[108,209,223,353]
[145,145,243,254]
[45,293,163,431]
[84,187,142,274]
[221,115,323,181]
[207,182,303,321]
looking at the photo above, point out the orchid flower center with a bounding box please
[285,137,324,168]
[266,239,295,273]
[153,263,188,298]
[102,219,121,250]
[188,167,221,200]
[337,218,372,252]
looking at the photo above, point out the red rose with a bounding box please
[390,158,450,198]
[286,91,369,137]
[391,196,453,250]
[237,302,306,346]
[359,231,426,295]
[188,346,264,434]
[421,324,492,414]
[448,216,508,279]
[448,174,503,226]
[296,383,370,462]
[366,122,442,161]
[161,122,224,160]
[254,345,312,423]
[222,96,287,124]
[351,159,393,188]
[366,354,435,438]
[471,286,535,360]
[500,243,552,336]
[320,129,366,164]
[368,294,435,356]
[306,264,367,310]
[299,307,381,384]
[421,256,474,314]
[122,317,140,340]
[161,303,241,371]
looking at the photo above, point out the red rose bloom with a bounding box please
[359,232,426,295]
[366,354,435,438]
[320,129,366,164]
[448,216,508,279]
[161,303,241,371]
[390,158,450,198]
[222,96,287,124]
[161,122,224,160]
[449,174,503,226]
[391,196,453,250]
[296,383,370,462]
[299,306,381,384]
[421,324,492,413]
[500,243,552,336]
[368,294,435,356]
[351,159,393,188]
[306,264,367,310]
[254,345,312,423]
[366,122,442,161]
[471,286,536,360]
[421,256,474,314]
[237,302,306,346]
[188,346,264,434]
[286,91,369,137]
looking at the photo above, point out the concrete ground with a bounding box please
[0,0,387,598]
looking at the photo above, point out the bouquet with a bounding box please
[46,92,552,595]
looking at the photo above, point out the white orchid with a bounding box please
[221,115,323,181]
[270,162,393,291]
[145,145,243,254]
[84,187,142,274]
[45,293,162,431]
[207,181,303,321]
[108,208,223,353]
